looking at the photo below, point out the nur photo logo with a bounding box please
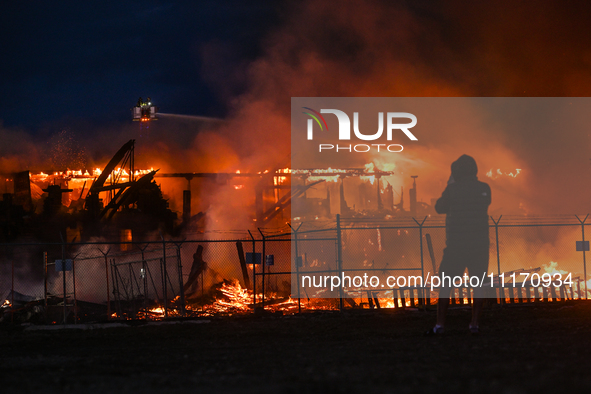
[302,107,417,153]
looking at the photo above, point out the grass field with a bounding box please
[2,302,590,393]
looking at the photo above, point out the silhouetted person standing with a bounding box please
[428,154,491,335]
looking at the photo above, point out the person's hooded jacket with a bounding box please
[435,155,491,249]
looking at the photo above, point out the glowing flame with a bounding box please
[360,175,376,185]
[149,307,165,315]
[314,167,347,174]
[486,168,522,179]
[30,167,155,184]
[308,175,339,183]
[274,176,287,185]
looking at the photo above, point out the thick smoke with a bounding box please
[0,124,45,174]
[195,0,590,224]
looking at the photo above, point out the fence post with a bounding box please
[248,230,256,311]
[258,229,266,311]
[72,258,77,324]
[60,232,67,324]
[43,251,48,323]
[111,258,122,318]
[336,214,344,312]
[491,216,503,305]
[160,232,168,319]
[576,214,589,300]
[412,216,428,308]
[99,248,111,320]
[288,223,303,313]
[11,260,14,323]
[136,244,148,318]
[174,241,186,317]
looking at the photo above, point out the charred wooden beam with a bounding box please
[344,298,357,308]
[259,180,325,226]
[373,293,381,309]
[182,190,191,223]
[425,234,437,275]
[92,182,133,192]
[550,286,558,302]
[236,241,251,289]
[89,139,135,193]
[101,170,158,221]
[184,245,207,295]
[559,285,566,301]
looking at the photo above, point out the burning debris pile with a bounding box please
[200,279,305,316]
[2,127,464,245]
[1,139,177,243]
[0,291,44,324]
[200,279,257,315]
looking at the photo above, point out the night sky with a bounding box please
[0,1,280,130]
[3,1,591,134]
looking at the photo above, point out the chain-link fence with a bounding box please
[290,215,591,309]
[1,214,589,323]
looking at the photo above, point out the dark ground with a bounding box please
[2,302,591,394]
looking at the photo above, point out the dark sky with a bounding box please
[4,1,591,134]
[0,1,280,131]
